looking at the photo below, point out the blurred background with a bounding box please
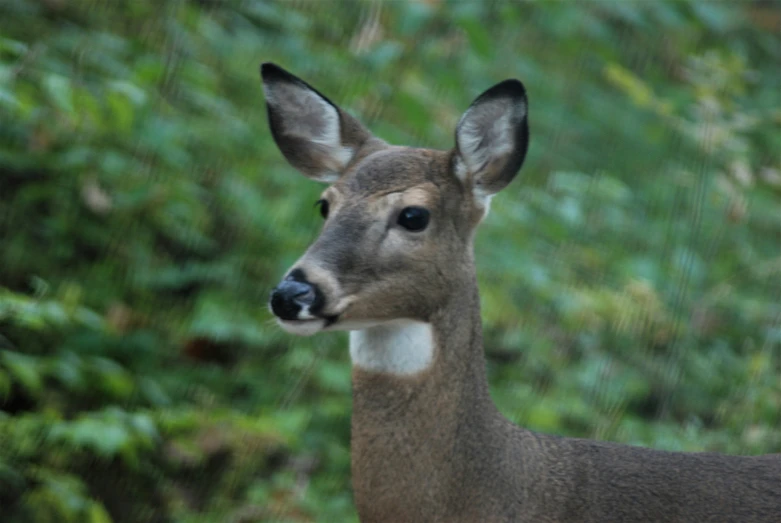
[1,0,780,521]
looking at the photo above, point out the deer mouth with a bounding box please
[276,317,326,336]
[276,314,340,337]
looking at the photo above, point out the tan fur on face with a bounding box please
[288,148,477,329]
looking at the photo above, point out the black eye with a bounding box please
[397,206,430,232]
[315,199,329,219]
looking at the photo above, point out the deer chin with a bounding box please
[276,318,326,336]
[326,318,389,332]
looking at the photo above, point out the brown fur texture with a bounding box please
[260,63,781,522]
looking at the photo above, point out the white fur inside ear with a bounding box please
[453,156,494,217]
[455,97,526,187]
[349,320,434,375]
[477,193,494,218]
[455,158,493,216]
[454,156,469,183]
[264,80,353,181]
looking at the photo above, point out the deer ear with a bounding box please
[454,79,529,200]
[260,63,375,183]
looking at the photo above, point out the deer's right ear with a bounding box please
[260,63,373,183]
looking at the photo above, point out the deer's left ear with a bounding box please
[453,79,529,200]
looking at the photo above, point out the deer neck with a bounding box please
[349,270,491,406]
[349,270,513,519]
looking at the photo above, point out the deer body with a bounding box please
[350,299,780,522]
[260,63,781,522]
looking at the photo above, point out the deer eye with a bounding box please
[315,199,329,219]
[397,206,430,232]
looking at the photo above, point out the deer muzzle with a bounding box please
[270,270,324,321]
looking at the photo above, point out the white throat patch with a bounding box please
[349,320,434,376]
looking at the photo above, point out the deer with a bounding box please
[259,62,781,522]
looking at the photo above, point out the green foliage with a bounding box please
[1,0,779,521]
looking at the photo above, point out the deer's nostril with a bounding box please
[292,286,316,306]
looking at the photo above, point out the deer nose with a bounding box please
[270,277,318,321]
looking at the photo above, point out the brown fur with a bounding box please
[260,63,781,522]
[351,283,781,522]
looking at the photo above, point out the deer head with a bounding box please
[262,63,528,349]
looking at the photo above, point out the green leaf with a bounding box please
[456,17,493,59]
[87,503,114,523]
[43,74,75,116]
[106,91,134,133]
[1,351,43,395]
[91,358,134,399]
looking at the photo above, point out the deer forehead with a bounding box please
[336,147,454,196]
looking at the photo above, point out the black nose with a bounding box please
[270,275,319,321]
